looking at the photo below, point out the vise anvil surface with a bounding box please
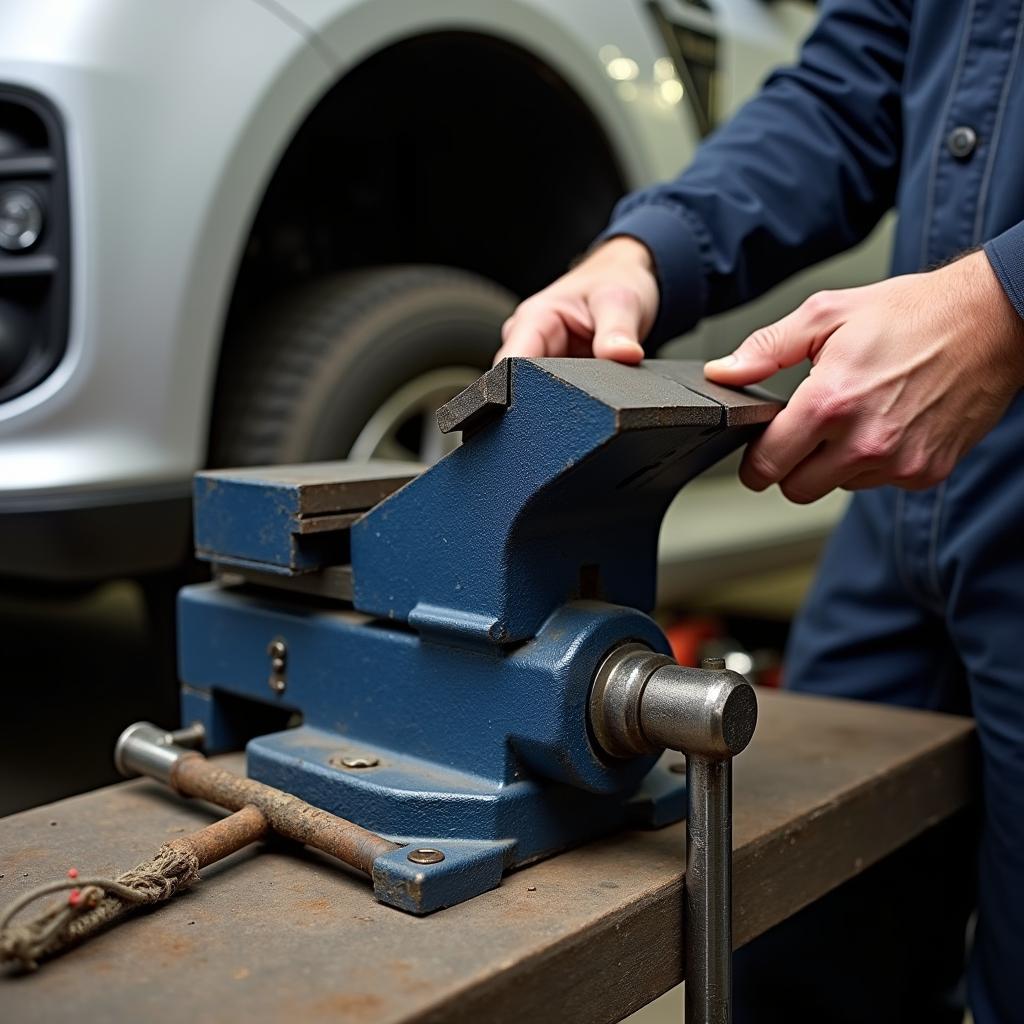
[179,358,781,914]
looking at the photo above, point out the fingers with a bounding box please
[589,286,645,364]
[842,450,955,493]
[744,391,948,502]
[705,291,845,386]
[774,447,865,504]
[738,380,829,492]
[495,237,658,365]
[494,304,573,364]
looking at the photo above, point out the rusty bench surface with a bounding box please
[0,690,975,1024]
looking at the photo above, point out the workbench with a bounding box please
[0,689,974,1024]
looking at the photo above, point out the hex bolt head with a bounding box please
[407,848,445,865]
[701,656,727,671]
[330,755,380,769]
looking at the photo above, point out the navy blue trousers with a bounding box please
[734,394,1024,1024]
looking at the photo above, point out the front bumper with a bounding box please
[0,481,191,581]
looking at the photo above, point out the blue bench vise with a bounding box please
[177,357,780,917]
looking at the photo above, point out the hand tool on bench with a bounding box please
[5,358,780,1022]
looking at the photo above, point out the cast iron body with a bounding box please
[178,357,780,913]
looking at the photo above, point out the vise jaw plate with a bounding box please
[193,460,422,575]
[436,357,776,435]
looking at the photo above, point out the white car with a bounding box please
[0,0,886,587]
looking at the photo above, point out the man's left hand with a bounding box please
[704,251,1024,503]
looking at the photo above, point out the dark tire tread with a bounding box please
[209,265,514,467]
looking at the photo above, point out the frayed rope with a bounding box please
[0,844,200,970]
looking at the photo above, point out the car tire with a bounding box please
[209,265,517,467]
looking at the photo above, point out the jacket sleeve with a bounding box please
[598,0,913,348]
[985,222,1024,321]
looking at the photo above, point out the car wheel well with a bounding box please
[216,29,626,357]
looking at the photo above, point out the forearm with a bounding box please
[600,0,911,348]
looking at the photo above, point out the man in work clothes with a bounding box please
[495,1,1024,1021]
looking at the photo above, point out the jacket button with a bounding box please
[947,125,978,159]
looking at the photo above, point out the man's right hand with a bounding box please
[493,237,659,365]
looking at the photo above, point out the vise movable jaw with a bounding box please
[178,358,779,920]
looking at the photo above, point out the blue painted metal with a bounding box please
[353,358,769,645]
[181,358,780,912]
[192,461,419,574]
[193,472,333,573]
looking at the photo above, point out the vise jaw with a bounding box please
[179,358,780,913]
[353,358,776,645]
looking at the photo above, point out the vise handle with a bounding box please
[115,722,400,875]
[590,647,757,1024]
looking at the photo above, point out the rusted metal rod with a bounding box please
[115,722,400,876]
[166,803,269,867]
[170,759,398,875]
[3,724,400,974]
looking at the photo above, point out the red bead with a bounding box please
[67,867,78,879]
[68,888,81,907]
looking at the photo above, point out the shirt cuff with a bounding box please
[594,201,709,351]
[984,220,1024,322]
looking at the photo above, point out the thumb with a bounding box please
[705,300,830,386]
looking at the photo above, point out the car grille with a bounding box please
[0,86,70,402]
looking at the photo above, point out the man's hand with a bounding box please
[705,251,1024,503]
[494,237,658,365]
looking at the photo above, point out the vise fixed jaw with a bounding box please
[178,357,779,920]
[352,357,780,644]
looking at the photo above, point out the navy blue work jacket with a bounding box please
[604,0,1024,348]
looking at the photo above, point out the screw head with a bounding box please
[407,848,445,865]
[267,639,287,694]
[268,642,287,671]
[330,755,380,769]
[701,656,727,671]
